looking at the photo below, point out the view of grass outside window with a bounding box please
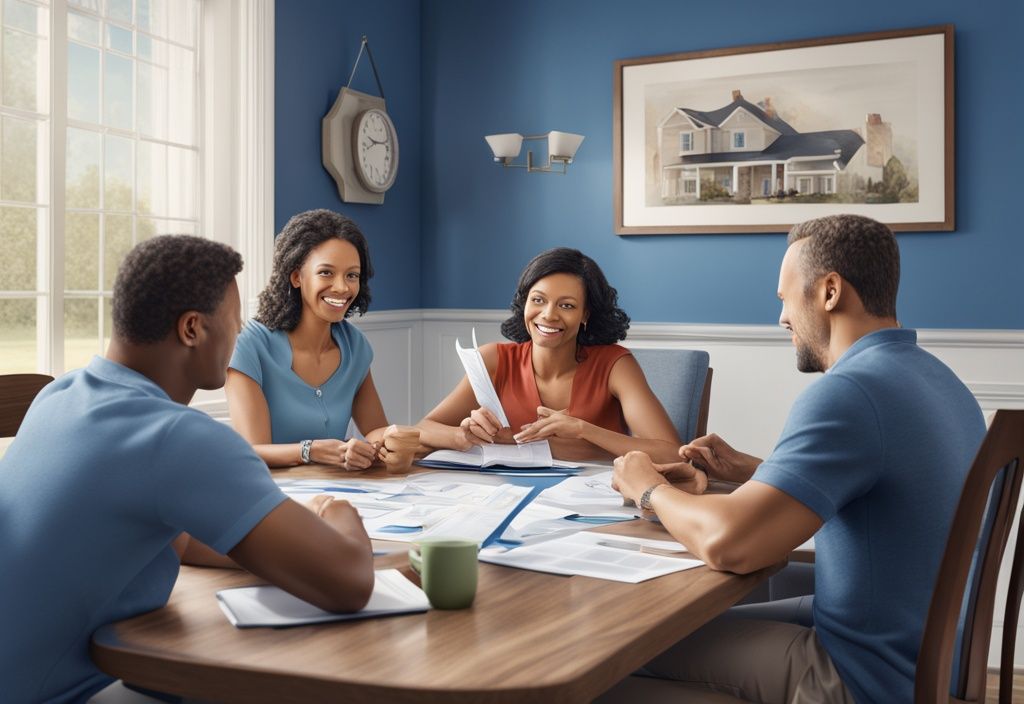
[0,0,199,374]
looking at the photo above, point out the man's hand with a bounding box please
[678,434,762,484]
[514,406,586,443]
[612,450,672,507]
[654,460,708,495]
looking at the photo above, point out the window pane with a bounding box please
[1,115,38,202]
[4,0,44,34]
[103,51,132,129]
[166,0,196,48]
[105,23,131,55]
[3,28,42,111]
[103,213,130,289]
[102,295,112,351]
[64,297,99,370]
[0,205,37,289]
[166,145,195,219]
[66,127,101,209]
[167,45,194,144]
[136,60,167,139]
[138,217,193,239]
[69,0,101,11]
[106,0,132,24]
[136,139,165,215]
[68,42,100,122]
[137,0,166,38]
[0,298,36,373]
[104,134,132,210]
[65,211,99,290]
[68,11,99,45]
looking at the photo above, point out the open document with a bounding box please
[479,532,703,583]
[216,569,428,628]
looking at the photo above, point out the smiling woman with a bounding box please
[225,209,418,470]
[416,248,687,465]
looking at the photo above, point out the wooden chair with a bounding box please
[630,348,713,443]
[916,410,1024,704]
[0,373,54,436]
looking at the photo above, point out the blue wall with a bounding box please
[420,0,1024,328]
[276,0,422,311]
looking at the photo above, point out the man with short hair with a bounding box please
[609,215,985,702]
[0,236,374,703]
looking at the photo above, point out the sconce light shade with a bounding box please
[485,133,524,160]
[548,131,585,161]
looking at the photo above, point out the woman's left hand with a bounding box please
[513,406,587,443]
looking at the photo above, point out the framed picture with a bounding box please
[613,25,954,235]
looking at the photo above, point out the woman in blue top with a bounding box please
[227,209,411,470]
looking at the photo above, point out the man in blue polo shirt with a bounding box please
[0,236,375,704]
[608,215,985,703]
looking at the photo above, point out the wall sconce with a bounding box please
[484,131,584,174]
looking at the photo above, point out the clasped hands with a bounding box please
[307,425,422,472]
[455,406,584,450]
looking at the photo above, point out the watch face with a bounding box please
[354,109,398,193]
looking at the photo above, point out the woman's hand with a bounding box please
[454,407,506,450]
[309,438,378,471]
[654,460,708,495]
[513,406,586,443]
[611,450,672,507]
[377,425,421,473]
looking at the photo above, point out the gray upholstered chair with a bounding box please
[630,348,712,444]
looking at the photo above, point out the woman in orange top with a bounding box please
[417,248,695,468]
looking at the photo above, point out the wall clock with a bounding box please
[352,107,399,193]
[321,38,398,205]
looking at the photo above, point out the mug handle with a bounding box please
[408,546,422,575]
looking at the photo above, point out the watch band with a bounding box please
[300,439,313,464]
[639,483,663,511]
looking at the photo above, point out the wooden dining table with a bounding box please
[90,465,783,703]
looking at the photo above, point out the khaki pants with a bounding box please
[598,597,855,704]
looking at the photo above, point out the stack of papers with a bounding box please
[216,569,429,628]
[480,532,703,583]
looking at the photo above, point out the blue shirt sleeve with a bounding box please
[752,372,884,522]
[229,322,266,386]
[155,411,287,554]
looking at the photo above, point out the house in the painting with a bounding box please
[656,90,869,202]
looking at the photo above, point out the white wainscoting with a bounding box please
[194,308,1024,667]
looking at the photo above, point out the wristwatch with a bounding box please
[639,483,663,511]
[300,439,313,464]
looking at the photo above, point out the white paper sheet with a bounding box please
[456,328,510,427]
[479,532,703,583]
[216,569,428,628]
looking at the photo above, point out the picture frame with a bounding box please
[613,25,954,235]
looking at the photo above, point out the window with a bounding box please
[762,178,771,196]
[679,131,693,152]
[798,177,812,194]
[0,0,201,374]
[683,179,696,194]
[822,175,834,194]
[732,131,745,149]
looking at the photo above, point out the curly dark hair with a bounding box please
[500,248,630,349]
[255,209,373,331]
[788,214,900,318]
[112,235,243,345]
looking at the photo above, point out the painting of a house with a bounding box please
[655,90,903,205]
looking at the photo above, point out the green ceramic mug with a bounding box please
[408,538,479,610]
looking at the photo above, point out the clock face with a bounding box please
[353,108,399,193]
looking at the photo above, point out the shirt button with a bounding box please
[315,388,322,398]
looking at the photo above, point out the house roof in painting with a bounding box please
[680,97,799,136]
[679,130,865,168]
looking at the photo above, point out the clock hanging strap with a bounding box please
[346,35,386,101]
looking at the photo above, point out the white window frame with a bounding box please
[3,0,273,376]
[732,130,746,149]
[682,178,697,194]
[822,175,834,194]
[679,131,693,152]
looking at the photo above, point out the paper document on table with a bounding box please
[530,471,636,515]
[361,481,533,545]
[479,532,703,583]
[418,442,562,470]
[456,329,509,427]
[216,569,428,628]
[499,502,637,546]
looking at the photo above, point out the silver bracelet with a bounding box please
[300,439,313,464]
